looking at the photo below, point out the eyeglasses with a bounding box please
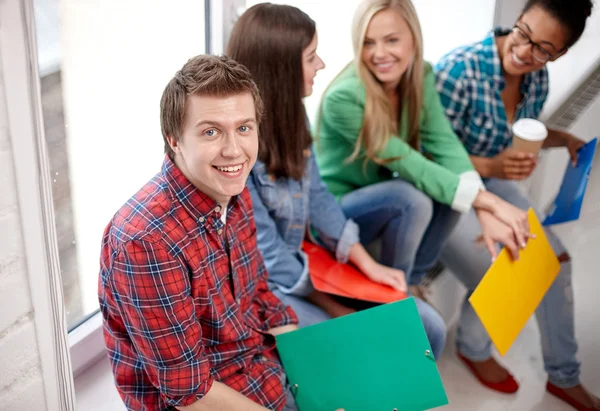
[510,26,557,64]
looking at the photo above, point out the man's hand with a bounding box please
[489,148,537,180]
[268,324,298,336]
[565,134,586,166]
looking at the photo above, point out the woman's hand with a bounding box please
[488,148,537,180]
[476,209,526,260]
[565,134,586,166]
[348,243,407,292]
[545,128,586,167]
[362,262,408,293]
[473,190,531,249]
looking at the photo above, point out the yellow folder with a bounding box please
[469,209,560,356]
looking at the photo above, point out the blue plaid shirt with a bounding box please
[434,28,549,158]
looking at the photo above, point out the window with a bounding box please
[33,0,208,331]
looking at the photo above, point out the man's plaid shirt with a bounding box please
[99,156,297,410]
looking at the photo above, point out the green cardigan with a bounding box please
[314,62,474,206]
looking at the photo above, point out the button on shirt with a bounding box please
[434,28,549,158]
[99,156,297,411]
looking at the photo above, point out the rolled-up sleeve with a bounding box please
[307,150,360,262]
[452,170,485,213]
[247,172,315,297]
[110,239,212,407]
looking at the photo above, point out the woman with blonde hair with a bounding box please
[315,0,532,302]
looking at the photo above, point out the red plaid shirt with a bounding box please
[99,156,297,411]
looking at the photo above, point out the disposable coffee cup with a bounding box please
[511,118,548,155]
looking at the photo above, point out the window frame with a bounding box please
[0,0,75,409]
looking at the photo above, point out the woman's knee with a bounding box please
[342,179,434,225]
[414,298,447,358]
[383,180,434,224]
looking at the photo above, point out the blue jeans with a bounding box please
[441,178,580,388]
[281,373,299,411]
[340,178,461,285]
[339,178,459,357]
[273,289,447,360]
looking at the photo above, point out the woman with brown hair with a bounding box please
[227,2,447,360]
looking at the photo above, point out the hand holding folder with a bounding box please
[469,209,560,356]
[276,297,448,411]
[304,241,407,304]
[543,137,597,226]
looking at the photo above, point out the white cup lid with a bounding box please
[512,118,548,141]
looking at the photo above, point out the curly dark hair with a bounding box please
[523,0,594,48]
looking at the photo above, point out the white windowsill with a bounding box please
[69,312,106,378]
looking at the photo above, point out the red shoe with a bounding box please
[546,381,599,410]
[457,351,519,394]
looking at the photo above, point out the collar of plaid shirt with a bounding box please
[99,155,297,411]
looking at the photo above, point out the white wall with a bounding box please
[532,95,600,212]
[549,96,600,262]
[61,0,206,314]
[542,15,600,119]
[0,66,47,409]
[494,0,526,26]
[246,0,497,123]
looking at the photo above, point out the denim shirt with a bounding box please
[246,148,359,297]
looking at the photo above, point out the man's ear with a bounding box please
[550,48,568,62]
[166,135,179,153]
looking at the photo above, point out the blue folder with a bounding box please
[543,137,597,226]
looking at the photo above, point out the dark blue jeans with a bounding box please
[282,373,299,411]
[340,178,461,285]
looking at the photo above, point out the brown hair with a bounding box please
[227,3,315,180]
[160,54,264,159]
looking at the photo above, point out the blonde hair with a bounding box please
[348,0,424,164]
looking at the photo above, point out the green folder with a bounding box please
[275,297,448,411]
